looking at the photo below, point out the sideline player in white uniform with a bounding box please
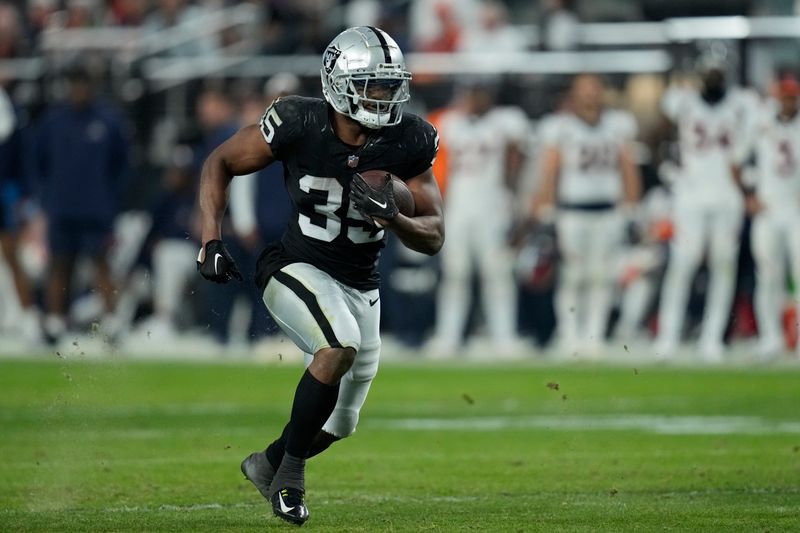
[747,77,800,357]
[432,82,528,354]
[195,27,443,525]
[534,74,641,356]
[654,67,757,360]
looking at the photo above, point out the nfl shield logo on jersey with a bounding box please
[347,155,359,168]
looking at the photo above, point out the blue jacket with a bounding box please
[194,123,238,174]
[150,187,196,242]
[34,101,129,222]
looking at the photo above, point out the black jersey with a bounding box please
[254,96,438,291]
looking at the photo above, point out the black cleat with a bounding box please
[240,452,276,501]
[271,487,309,526]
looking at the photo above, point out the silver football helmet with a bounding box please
[321,26,412,129]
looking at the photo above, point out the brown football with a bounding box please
[357,169,415,217]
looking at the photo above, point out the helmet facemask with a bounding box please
[322,51,412,129]
[347,73,411,128]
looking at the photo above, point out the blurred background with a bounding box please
[1,0,800,363]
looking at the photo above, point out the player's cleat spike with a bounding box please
[240,452,276,501]
[271,487,309,526]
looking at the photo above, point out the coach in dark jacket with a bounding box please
[33,66,129,342]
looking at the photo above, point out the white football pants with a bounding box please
[555,209,623,350]
[263,262,380,438]
[656,203,743,351]
[751,208,800,352]
[434,189,517,349]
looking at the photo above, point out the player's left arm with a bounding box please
[505,141,525,191]
[503,109,530,192]
[376,168,444,255]
[619,142,642,206]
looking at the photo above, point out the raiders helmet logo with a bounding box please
[323,45,342,75]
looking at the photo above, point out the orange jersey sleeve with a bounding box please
[427,107,450,197]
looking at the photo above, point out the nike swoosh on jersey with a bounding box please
[278,493,296,514]
[214,253,223,275]
[368,197,388,209]
[369,297,379,306]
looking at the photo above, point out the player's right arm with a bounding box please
[617,112,642,207]
[196,125,275,283]
[731,94,765,214]
[198,124,275,249]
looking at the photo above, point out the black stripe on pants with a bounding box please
[272,270,343,349]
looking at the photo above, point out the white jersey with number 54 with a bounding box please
[539,109,637,205]
[662,86,758,205]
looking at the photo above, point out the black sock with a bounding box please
[265,423,290,469]
[267,370,340,494]
[271,453,306,493]
[266,428,341,469]
[308,430,340,456]
[285,369,340,458]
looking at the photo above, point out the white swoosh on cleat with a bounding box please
[278,493,296,514]
[214,253,223,275]
[368,197,387,209]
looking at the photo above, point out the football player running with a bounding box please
[654,64,757,361]
[534,74,641,357]
[195,27,443,525]
[747,77,800,358]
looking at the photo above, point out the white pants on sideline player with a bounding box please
[433,188,517,353]
[555,208,623,354]
[0,248,21,331]
[262,262,380,438]
[0,245,40,344]
[655,202,743,358]
[151,239,198,328]
[614,245,665,341]
[751,207,800,356]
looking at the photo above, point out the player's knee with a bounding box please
[671,250,702,275]
[560,262,583,285]
[324,407,360,438]
[312,346,357,383]
[442,261,470,282]
[709,247,737,270]
[756,265,780,283]
[351,345,380,382]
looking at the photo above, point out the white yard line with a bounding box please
[100,502,259,513]
[4,413,800,439]
[367,414,800,435]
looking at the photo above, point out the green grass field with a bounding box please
[1,357,798,532]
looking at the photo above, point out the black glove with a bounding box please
[197,240,243,284]
[349,172,399,223]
